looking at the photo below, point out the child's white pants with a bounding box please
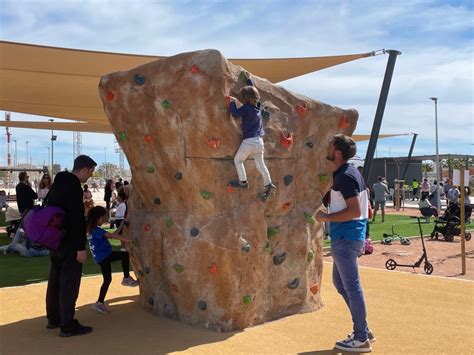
[234,137,272,186]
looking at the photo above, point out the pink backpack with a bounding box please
[23,206,65,251]
[364,237,374,255]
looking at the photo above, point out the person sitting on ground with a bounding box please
[15,172,38,215]
[227,70,276,199]
[87,206,138,314]
[37,173,52,201]
[418,195,438,217]
[6,225,49,257]
[372,176,389,223]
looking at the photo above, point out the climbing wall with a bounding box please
[99,49,358,331]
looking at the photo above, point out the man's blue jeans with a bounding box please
[331,239,368,341]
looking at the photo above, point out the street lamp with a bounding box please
[429,97,440,211]
[12,139,17,166]
[26,141,29,166]
[46,147,51,173]
[104,147,107,179]
[49,119,57,175]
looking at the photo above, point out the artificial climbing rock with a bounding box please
[99,49,358,332]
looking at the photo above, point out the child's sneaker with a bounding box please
[228,180,249,189]
[346,330,376,343]
[121,276,139,287]
[92,302,110,314]
[335,337,372,353]
[259,183,276,201]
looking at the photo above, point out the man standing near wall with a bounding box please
[316,134,374,353]
[372,176,389,223]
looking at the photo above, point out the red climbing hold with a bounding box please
[171,284,179,292]
[144,134,152,143]
[191,64,200,74]
[106,91,115,101]
[226,185,234,193]
[310,283,319,294]
[208,138,221,149]
[339,115,350,129]
[144,224,151,232]
[295,102,307,118]
[208,263,218,275]
[282,202,291,210]
[280,131,293,149]
[225,96,231,110]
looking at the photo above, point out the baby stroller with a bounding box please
[430,203,472,242]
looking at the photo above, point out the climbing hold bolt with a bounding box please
[280,131,293,149]
[173,264,184,273]
[284,175,293,186]
[267,226,280,239]
[162,100,172,109]
[190,228,199,237]
[200,190,214,200]
[304,212,316,225]
[307,250,315,262]
[134,74,145,86]
[242,295,252,304]
[287,278,300,289]
[198,301,207,310]
[273,252,287,265]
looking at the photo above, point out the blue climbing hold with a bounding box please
[175,171,183,180]
[134,74,145,86]
[284,175,293,186]
[273,252,287,265]
[198,301,207,310]
[190,227,199,237]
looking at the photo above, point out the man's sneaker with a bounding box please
[346,330,376,344]
[121,276,139,287]
[92,301,110,314]
[228,180,249,189]
[59,320,93,337]
[46,322,60,329]
[334,338,372,353]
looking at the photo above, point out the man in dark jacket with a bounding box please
[45,155,97,337]
[15,172,37,214]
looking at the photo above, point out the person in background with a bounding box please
[418,194,438,217]
[443,178,452,205]
[429,180,442,212]
[411,178,419,201]
[15,172,38,214]
[37,174,52,201]
[83,184,94,216]
[420,178,430,200]
[103,179,114,211]
[372,176,389,223]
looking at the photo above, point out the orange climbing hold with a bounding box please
[144,134,152,143]
[208,138,221,149]
[208,263,218,275]
[295,102,307,118]
[281,202,291,210]
[191,64,200,74]
[106,91,115,101]
[339,115,350,129]
[226,185,234,193]
[144,224,151,232]
[280,131,293,149]
[310,283,319,294]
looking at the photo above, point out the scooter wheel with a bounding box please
[385,259,397,270]
[400,238,411,245]
[465,232,471,241]
[424,262,434,275]
[382,238,392,245]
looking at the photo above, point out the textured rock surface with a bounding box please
[99,49,358,331]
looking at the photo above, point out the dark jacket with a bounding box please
[47,172,86,252]
[15,182,38,214]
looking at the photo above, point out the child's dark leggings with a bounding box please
[98,251,130,303]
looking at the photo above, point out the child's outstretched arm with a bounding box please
[104,224,131,242]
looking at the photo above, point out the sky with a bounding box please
[0,0,473,171]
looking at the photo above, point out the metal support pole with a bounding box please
[363,49,402,184]
[429,97,440,211]
[401,133,418,180]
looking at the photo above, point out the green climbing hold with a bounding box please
[267,226,280,239]
[307,250,315,262]
[304,212,316,225]
[318,174,328,183]
[147,166,155,173]
[162,99,172,109]
[262,109,270,120]
[239,71,248,83]
[242,295,252,304]
[200,190,214,200]
[173,264,184,273]
[263,242,271,253]
[119,132,128,141]
[165,218,174,229]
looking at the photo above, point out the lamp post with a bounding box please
[46,147,51,173]
[429,97,440,212]
[12,139,17,166]
[26,141,29,166]
[49,119,57,175]
[104,147,107,179]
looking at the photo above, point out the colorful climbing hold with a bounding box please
[304,212,316,225]
[173,264,184,273]
[306,142,314,149]
[198,301,207,310]
[134,74,145,86]
[263,242,271,253]
[147,166,155,173]
[273,252,287,265]
[165,218,174,229]
[144,267,150,274]
[295,102,307,118]
[241,243,250,252]
[148,297,154,305]
[282,202,291,210]
[162,99,172,109]
[310,283,319,294]
[175,171,183,180]
[307,250,315,262]
[242,295,252,304]
[226,185,234,193]
[287,278,300,289]
[207,138,221,149]
[119,132,128,141]
[208,263,218,275]
[239,71,248,83]
[190,227,199,237]
[280,131,293,149]
[106,91,115,101]
[339,115,350,129]
[171,284,179,292]
[318,174,328,183]
[267,226,280,239]
[284,175,293,186]
[225,96,231,110]
[132,238,140,247]
[144,134,152,143]
[144,224,151,232]
[153,197,161,205]
[138,269,144,276]
[200,190,214,200]
[191,64,200,74]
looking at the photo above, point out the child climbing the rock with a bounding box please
[228,71,275,200]
[87,206,138,314]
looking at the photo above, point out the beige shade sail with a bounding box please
[0,40,374,127]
